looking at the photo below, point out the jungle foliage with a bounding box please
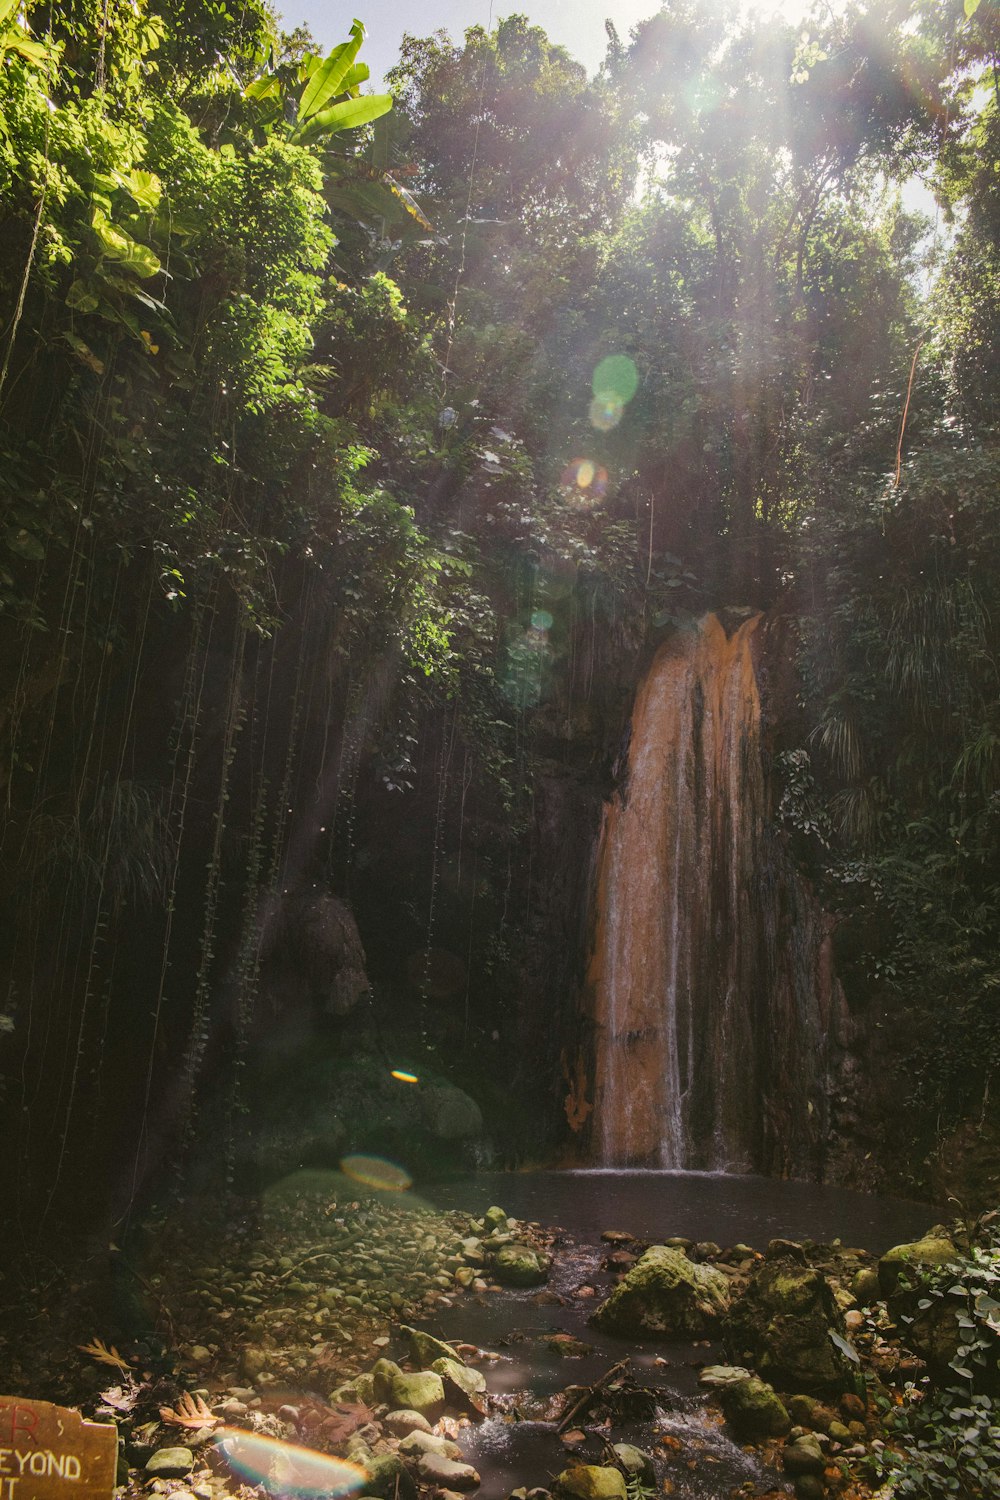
[3,0,1000,1224]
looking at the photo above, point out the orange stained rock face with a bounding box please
[585,612,764,1167]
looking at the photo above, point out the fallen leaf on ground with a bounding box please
[79,1338,132,1371]
[159,1393,220,1429]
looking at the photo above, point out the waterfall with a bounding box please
[585,613,768,1170]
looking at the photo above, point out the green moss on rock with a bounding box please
[591,1245,730,1337]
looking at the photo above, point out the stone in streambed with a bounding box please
[719,1377,791,1439]
[610,1444,655,1485]
[591,1245,730,1337]
[402,1325,463,1366]
[493,1244,550,1286]
[371,1358,403,1403]
[782,1436,826,1476]
[698,1365,754,1389]
[384,1410,432,1437]
[364,1454,417,1500]
[390,1370,445,1419]
[146,1449,194,1478]
[398,1431,463,1461]
[415,1453,481,1490]
[851,1267,880,1305]
[793,1479,825,1500]
[554,1467,627,1500]
[431,1356,487,1411]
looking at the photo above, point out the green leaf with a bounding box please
[66,280,99,314]
[828,1329,860,1364]
[5,527,45,561]
[965,0,982,16]
[91,208,161,277]
[245,75,281,101]
[296,20,365,123]
[341,62,369,93]
[5,36,49,63]
[293,92,392,144]
[118,169,161,212]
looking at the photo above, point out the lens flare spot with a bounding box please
[531,609,554,631]
[391,1069,419,1084]
[561,458,609,501]
[339,1154,413,1192]
[215,1429,367,1497]
[588,395,624,432]
[592,354,639,405]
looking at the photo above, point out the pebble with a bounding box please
[145,1449,195,1479]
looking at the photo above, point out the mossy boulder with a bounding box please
[493,1243,550,1286]
[554,1466,628,1500]
[718,1377,791,1440]
[725,1248,857,1393]
[364,1454,417,1500]
[389,1371,446,1420]
[878,1236,958,1296]
[402,1325,463,1367]
[431,1356,487,1412]
[591,1245,730,1337]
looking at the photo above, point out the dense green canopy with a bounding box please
[2,0,1000,1259]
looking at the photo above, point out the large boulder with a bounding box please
[420,1083,484,1140]
[725,1246,857,1393]
[389,1371,446,1420]
[591,1245,730,1338]
[493,1243,550,1286]
[878,1236,958,1296]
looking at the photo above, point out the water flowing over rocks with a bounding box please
[1,1176,986,1500]
[582,613,851,1176]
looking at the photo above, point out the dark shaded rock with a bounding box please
[365,1454,417,1500]
[420,1085,484,1140]
[782,1435,825,1476]
[610,1445,655,1485]
[725,1251,857,1392]
[719,1377,791,1440]
[402,1326,463,1367]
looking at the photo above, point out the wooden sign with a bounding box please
[0,1400,117,1500]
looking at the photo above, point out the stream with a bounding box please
[406,1171,934,1500]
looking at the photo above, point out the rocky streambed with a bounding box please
[0,1175,993,1500]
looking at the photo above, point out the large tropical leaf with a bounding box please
[324,160,433,233]
[297,20,365,123]
[291,93,392,145]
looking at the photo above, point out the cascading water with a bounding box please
[584,612,843,1173]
